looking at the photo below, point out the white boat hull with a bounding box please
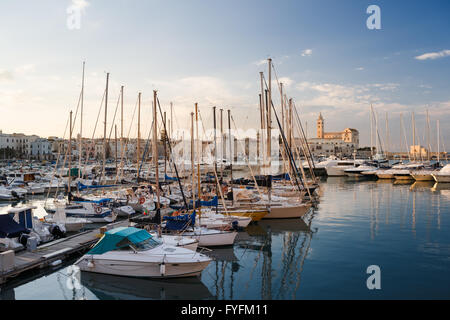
[77,258,211,278]
[183,229,237,246]
[432,174,450,183]
[263,203,311,219]
[326,166,353,176]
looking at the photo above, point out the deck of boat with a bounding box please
[0,220,128,285]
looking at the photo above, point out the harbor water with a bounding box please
[1,177,449,299]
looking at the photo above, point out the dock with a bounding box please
[0,220,129,285]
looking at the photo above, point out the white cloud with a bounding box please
[301,49,313,57]
[415,49,450,60]
[14,64,36,75]
[277,77,294,87]
[71,0,90,11]
[355,67,364,71]
[253,59,268,66]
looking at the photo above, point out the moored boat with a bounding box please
[75,227,212,278]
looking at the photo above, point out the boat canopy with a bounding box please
[163,212,196,231]
[73,197,112,204]
[164,174,179,181]
[77,182,117,190]
[0,214,30,238]
[87,227,152,255]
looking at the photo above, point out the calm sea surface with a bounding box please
[1,177,449,300]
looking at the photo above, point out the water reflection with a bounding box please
[80,272,214,300]
[3,178,450,299]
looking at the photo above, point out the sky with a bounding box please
[0,0,449,151]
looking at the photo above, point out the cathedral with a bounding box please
[316,113,359,145]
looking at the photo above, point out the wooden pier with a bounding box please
[0,220,129,285]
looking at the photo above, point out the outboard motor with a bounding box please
[11,190,21,200]
[231,220,239,231]
[49,224,66,239]
[19,233,30,247]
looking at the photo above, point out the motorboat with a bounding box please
[344,162,379,178]
[75,227,212,278]
[432,164,450,183]
[1,206,66,250]
[113,205,136,217]
[326,160,365,177]
[393,163,426,181]
[44,199,91,232]
[65,201,117,223]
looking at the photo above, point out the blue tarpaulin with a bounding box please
[164,174,179,181]
[87,227,152,255]
[0,214,29,238]
[77,182,117,190]
[163,212,196,231]
[171,196,218,210]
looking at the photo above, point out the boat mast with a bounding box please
[400,113,411,161]
[370,104,373,159]
[120,85,124,161]
[213,106,218,212]
[170,102,173,141]
[153,90,161,236]
[220,108,224,180]
[195,103,201,217]
[137,92,141,179]
[79,61,85,181]
[102,72,109,185]
[68,110,72,201]
[228,109,233,207]
[115,125,118,172]
[190,112,195,211]
[279,82,287,174]
[385,112,389,159]
[163,111,167,181]
[267,58,272,170]
[260,72,266,169]
[437,119,440,164]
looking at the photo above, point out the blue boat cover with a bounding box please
[77,182,117,190]
[163,212,196,231]
[164,174,179,181]
[0,214,29,238]
[74,198,112,204]
[190,196,218,207]
[171,196,218,210]
[87,227,152,255]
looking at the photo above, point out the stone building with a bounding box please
[303,113,360,158]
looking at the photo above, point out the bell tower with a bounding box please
[317,113,324,138]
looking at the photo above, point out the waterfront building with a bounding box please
[303,113,360,158]
[30,138,52,160]
[410,145,429,158]
[0,130,39,158]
